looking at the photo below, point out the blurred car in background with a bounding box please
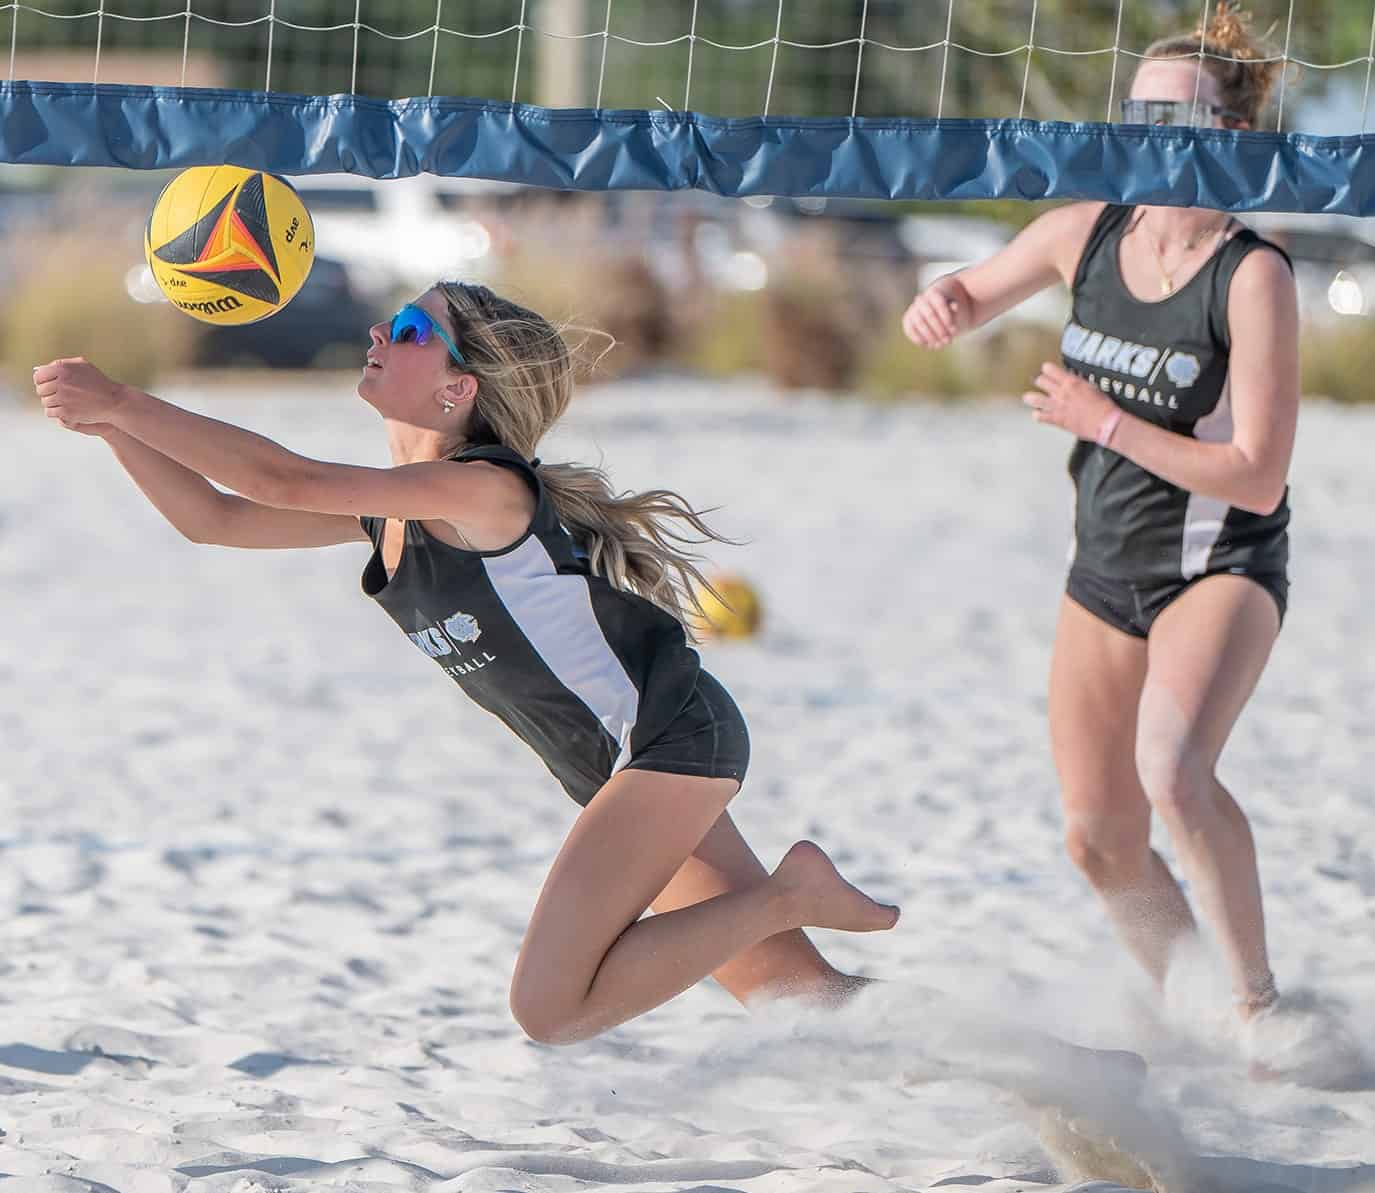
[897,212,1012,280]
[771,195,918,266]
[595,188,781,294]
[126,253,383,369]
[760,199,1068,330]
[288,173,519,301]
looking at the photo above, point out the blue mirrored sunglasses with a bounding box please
[389,304,467,365]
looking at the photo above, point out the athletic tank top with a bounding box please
[359,444,701,804]
[1061,204,1291,583]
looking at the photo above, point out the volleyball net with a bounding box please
[1,1,1374,211]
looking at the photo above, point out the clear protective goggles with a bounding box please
[1119,98,1243,127]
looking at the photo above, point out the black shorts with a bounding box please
[621,669,751,791]
[1067,565,1288,639]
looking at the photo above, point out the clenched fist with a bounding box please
[33,358,127,430]
[900,277,970,349]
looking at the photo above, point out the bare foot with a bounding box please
[771,840,900,932]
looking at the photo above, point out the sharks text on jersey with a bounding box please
[1061,320,1196,411]
[1062,322,1165,378]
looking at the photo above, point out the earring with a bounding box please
[440,398,455,414]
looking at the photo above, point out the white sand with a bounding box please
[2,375,1373,1192]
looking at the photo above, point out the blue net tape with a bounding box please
[2,81,1374,213]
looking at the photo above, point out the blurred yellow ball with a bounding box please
[693,573,763,639]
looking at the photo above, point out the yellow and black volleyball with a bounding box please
[145,165,314,325]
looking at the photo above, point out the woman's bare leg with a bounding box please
[508,770,899,1044]
[1139,575,1281,1012]
[652,809,1144,1096]
[651,810,870,1006]
[1050,595,1197,987]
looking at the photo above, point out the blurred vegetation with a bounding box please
[6,222,1372,405]
[493,246,674,383]
[860,320,1065,402]
[484,208,1374,404]
[0,222,195,394]
[1300,323,1375,403]
[2,177,1370,405]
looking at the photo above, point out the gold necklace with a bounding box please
[1137,210,1231,296]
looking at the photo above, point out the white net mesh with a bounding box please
[4,0,1373,134]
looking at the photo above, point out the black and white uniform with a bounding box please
[360,444,749,806]
[1060,204,1292,638]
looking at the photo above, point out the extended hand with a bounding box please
[1022,361,1118,441]
[901,279,965,349]
[34,358,128,429]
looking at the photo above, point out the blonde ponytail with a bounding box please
[537,461,728,628]
[434,281,731,634]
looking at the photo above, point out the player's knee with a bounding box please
[508,983,586,1046]
[508,992,567,1045]
[1136,741,1213,826]
[1064,818,1146,887]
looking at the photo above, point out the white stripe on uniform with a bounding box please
[1181,375,1234,579]
[482,535,640,761]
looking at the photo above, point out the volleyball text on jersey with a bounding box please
[408,609,498,676]
[1060,320,1201,412]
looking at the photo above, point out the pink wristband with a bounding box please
[1096,409,1123,448]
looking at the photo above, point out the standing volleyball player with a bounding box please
[36,281,904,1045]
[901,6,1325,1074]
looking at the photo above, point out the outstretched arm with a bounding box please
[88,422,368,548]
[34,358,514,526]
[902,202,1105,348]
[58,419,367,549]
